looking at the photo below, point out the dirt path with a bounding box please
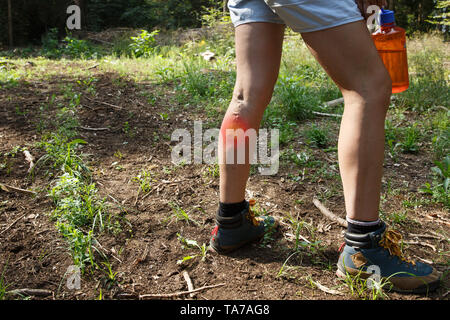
[0,69,448,300]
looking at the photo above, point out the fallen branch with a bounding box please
[182,271,195,298]
[324,97,344,108]
[79,126,110,131]
[309,279,343,296]
[0,183,36,196]
[7,288,53,297]
[139,283,225,299]
[312,111,342,118]
[409,233,446,241]
[404,240,437,252]
[0,214,26,235]
[312,198,347,228]
[85,96,122,110]
[425,214,450,227]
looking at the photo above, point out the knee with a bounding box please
[372,68,392,109]
[232,80,276,111]
[344,67,392,115]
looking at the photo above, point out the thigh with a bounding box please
[300,20,390,95]
[234,22,285,106]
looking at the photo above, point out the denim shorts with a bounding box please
[228,0,364,33]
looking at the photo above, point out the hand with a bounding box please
[355,0,388,20]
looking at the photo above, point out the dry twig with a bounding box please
[312,198,347,228]
[7,288,53,297]
[139,283,225,299]
[182,271,195,298]
[0,183,36,195]
[309,279,343,296]
[85,96,122,110]
[0,214,26,235]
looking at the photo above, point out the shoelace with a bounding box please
[379,229,416,266]
[246,199,260,227]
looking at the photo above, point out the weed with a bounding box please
[101,261,118,289]
[399,124,421,154]
[304,124,330,148]
[420,155,450,208]
[0,260,10,300]
[166,202,201,226]
[132,169,154,193]
[129,30,159,58]
[56,221,95,273]
[387,211,410,226]
[176,233,208,264]
[204,163,219,179]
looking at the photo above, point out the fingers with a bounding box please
[355,0,386,20]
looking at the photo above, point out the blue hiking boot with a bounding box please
[337,221,441,293]
[209,199,278,254]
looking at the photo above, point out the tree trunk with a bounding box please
[389,0,395,11]
[7,0,13,47]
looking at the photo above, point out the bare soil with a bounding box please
[0,67,448,301]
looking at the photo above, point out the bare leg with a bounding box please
[301,21,392,222]
[219,22,285,204]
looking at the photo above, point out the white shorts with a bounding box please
[228,0,364,33]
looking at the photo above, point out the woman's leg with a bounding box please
[210,22,284,254]
[219,22,285,204]
[301,20,391,222]
[302,20,440,293]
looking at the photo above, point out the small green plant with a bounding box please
[132,169,154,193]
[304,124,330,148]
[176,233,208,264]
[339,267,391,300]
[399,124,421,154]
[420,155,450,208]
[56,221,95,273]
[101,261,118,289]
[0,260,10,300]
[386,139,401,162]
[166,202,200,226]
[62,35,97,59]
[387,211,410,226]
[129,29,159,58]
[204,163,220,178]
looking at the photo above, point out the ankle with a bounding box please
[218,200,247,217]
[346,217,382,234]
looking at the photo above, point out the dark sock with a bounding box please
[346,219,382,234]
[218,200,247,217]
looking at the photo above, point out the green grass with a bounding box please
[0,260,10,300]
[420,155,450,208]
[30,81,124,274]
[303,124,330,149]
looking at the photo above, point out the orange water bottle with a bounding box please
[372,9,409,93]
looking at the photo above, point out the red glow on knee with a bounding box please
[220,115,250,148]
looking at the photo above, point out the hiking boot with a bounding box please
[209,199,278,254]
[336,221,441,293]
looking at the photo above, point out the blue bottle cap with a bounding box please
[379,8,395,25]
